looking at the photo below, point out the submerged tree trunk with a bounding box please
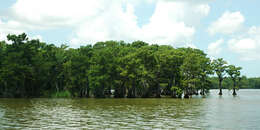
[193,89,199,95]
[232,80,237,96]
[200,89,205,95]
[232,88,237,95]
[184,89,189,98]
[219,79,223,95]
[184,94,189,98]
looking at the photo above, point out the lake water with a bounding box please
[0,89,260,129]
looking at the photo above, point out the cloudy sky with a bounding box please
[0,0,259,77]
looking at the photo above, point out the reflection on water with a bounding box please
[0,89,260,129]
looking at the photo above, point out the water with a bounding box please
[0,89,260,129]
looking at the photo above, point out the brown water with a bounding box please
[0,89,260,129]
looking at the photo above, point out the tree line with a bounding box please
[0,33,249,98]
[210,76,260,89]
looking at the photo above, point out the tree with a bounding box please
[226,65,242,95]
[0,33,245,98]
[198,57,213,95]
[158,46,183,98]
[212,58,228,95]
[180,48,202,98]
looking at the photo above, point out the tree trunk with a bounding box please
[127,80,136,98]
[120,81,125,98]
[178,93,182,98]
[200,89,205,95]
[127,88,133,98]
[232,88,237,95]
[172,91,177,98]
[184,94,189,98]
[55,82,59,93]
[184,89,189,98]
[218,79,223,95]
[108,85,112,96]
[132,81,136,98]
[86,81,90,98]
[167,76,174,95]
[155,82,161,98]
[232,80,237,96]
[115,81,125,98]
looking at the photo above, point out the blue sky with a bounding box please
[0,0,260,77]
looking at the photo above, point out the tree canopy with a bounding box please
[0,33,252,98]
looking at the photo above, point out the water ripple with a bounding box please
[0,90,260,129]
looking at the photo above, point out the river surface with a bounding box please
[0,89,260,129]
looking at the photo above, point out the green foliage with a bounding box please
[0,33,248,98]
[51,90,72,98]
[171,86,183,97]
[225,65,242,95]
[209,76,259,89]
[211,58,228,95]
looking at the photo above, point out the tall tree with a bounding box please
[180,48,202,98]
[226,65,242,95]
[212,58,228,95]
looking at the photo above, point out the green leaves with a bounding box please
[226,65,242,93]
[0,33,244,98]
[212,58,228,78]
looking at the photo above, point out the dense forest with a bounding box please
[0,33,259,98]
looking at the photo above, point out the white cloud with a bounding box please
[74,2,140,44]
[208,11,244,35]
[0,19,24,41]
[30,35,43,41]
[147,1,210,26]
[228,26,260,60]
[73,0,211,46]
[207,11,260,61]
[2,0,211,47]
[0,19,43,43]
[138,1,198,45]
[207,39,224,56]
[9,0,104,29]
[184,43,198,49]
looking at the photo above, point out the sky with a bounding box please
[0,0,260,77]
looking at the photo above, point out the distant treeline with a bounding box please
[0,33,246,98]
[209,77,260,89]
